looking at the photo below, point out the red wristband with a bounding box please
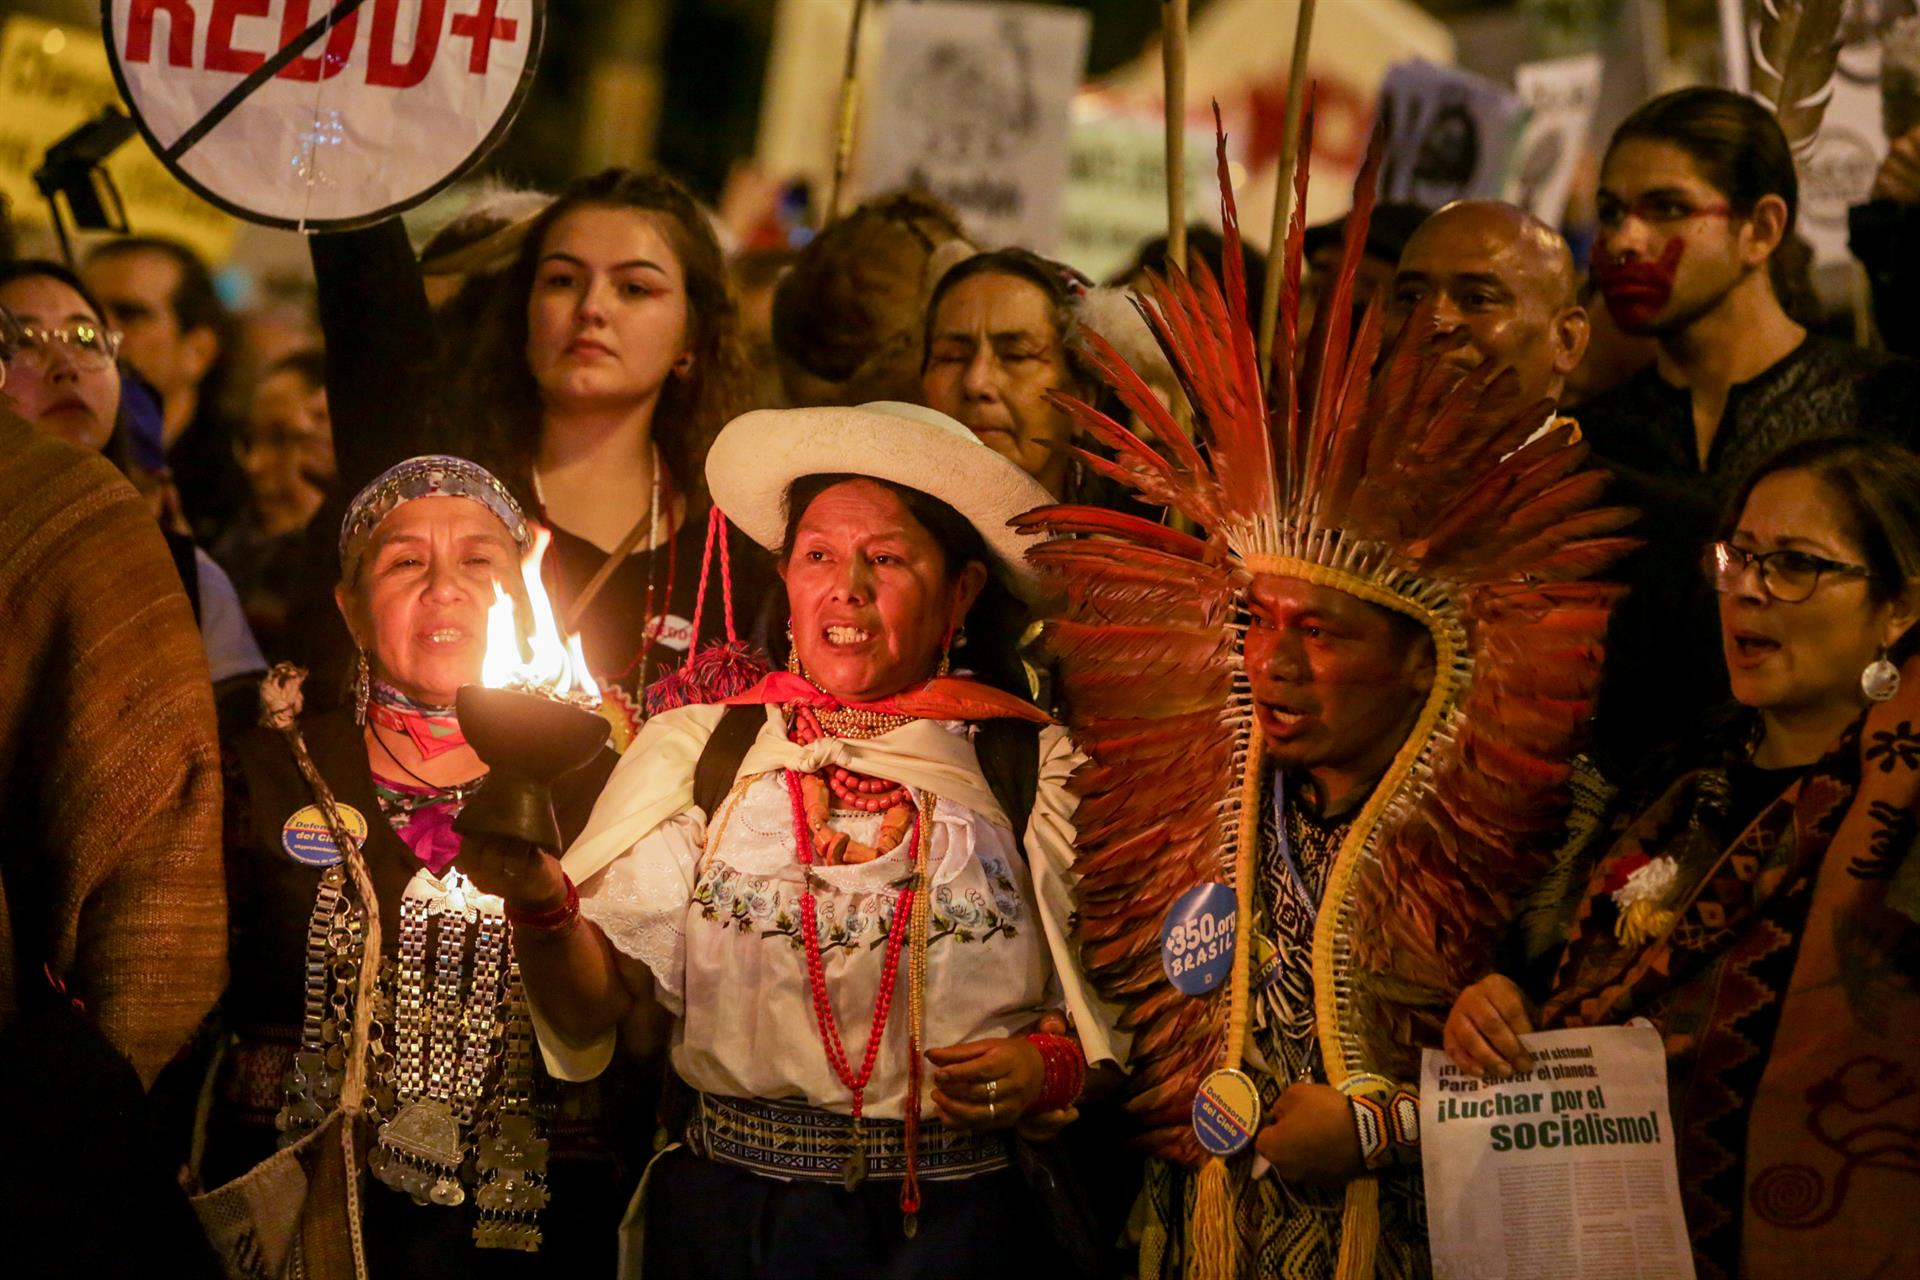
[506,874,579,933]
[1026,1032,1087,1112]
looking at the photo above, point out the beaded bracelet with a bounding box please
[1026,1032,1087,1113]
[506,874,580,934]
[1340,1073,1420,1170]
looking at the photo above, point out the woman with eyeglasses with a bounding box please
[1,260,266,723]
[1444,435,1920,1280]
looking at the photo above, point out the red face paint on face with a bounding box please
[1593,237,1685,335]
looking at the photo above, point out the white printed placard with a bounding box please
[857,0,1090,253]
[1509,52,1604,226]
[105,0,543,230]
[1420,1024,1697,1280]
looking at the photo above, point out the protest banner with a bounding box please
[1100,0,1453,243]
[1376,59,1529,211]
[1509,52,1604,226]
[856,0,1090,252]
[0,15,234,262]
[1421,1025,1696,1280]
[1060,99,1218,281]
[104,0,544,230]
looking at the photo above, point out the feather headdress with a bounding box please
[1021,108,1634,1181]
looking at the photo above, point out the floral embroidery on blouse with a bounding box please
[691,855,1025,951]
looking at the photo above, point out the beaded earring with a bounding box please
[353,649,371,724]
[785,620,801,675]
[1862,649,1901,703]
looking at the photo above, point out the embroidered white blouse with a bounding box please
[533,703,1129,1121]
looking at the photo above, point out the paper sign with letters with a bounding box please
[1376,59,1528,211]
[857,0,1089,253]
[1420,1025,1696,1280]
[1508,53,1603,226]
[104,0,543,230]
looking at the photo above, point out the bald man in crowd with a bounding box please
[1388,200,1590,416]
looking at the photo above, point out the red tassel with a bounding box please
[646,639,770,716]
[643,507,771,715]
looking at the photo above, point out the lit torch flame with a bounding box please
[480,527,602,706]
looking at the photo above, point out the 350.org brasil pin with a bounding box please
[1161,882,1237,995]
[1193,1067,1262,1157]
[282,804,368,867]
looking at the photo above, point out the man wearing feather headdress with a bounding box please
[1020,116,1635,1279]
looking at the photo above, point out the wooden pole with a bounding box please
[826,0,872,223]
[1162,0,1190,271]
[1256,0,1318,386]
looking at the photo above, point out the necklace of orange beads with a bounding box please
[787,704,917,865]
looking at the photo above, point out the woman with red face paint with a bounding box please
[459,403,1130,1278]
[1447,435,1920,1280]
[1573,88,1920,774]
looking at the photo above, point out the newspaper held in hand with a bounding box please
[1420,1024,1697,1280]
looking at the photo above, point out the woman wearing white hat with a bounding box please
[463,402,1128,1276]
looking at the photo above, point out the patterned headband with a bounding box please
[339,455,531,581]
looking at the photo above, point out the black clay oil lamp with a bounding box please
[453,529,609,851]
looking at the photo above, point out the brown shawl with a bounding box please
[1543,656,1920,1280]
[0,414,226,1086]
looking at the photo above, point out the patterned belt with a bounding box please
[682,1091,1011,1183]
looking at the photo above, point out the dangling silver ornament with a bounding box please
[1862,655,1901,704]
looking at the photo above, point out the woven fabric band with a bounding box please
[683,1092,1010,1183]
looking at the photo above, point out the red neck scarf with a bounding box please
[722,671,1051,725]
[366,682,469,760]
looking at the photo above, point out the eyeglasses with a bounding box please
[1701,540,1873,603]
[0,321,124,370]
[1595,193,1733,230]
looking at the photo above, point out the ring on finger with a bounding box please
[986,1079,999,1103]
[988,1098,997,1121]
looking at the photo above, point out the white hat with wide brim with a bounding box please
[706,401,1054,601]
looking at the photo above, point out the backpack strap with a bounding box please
[973,718,1042,858]
[692,704,767,819]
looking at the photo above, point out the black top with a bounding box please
[168,405,252,546]
[1578,337,1920,773]
[1850,199,1920,360]
[209,512,309,665]
[1576,334,1919,499]
[544,516,775,717]
[1725,759,1809,841]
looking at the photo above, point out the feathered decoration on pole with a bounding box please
[1026,105,1633,1276]
[1749,0,1844,157]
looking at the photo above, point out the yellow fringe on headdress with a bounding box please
[1334,1176,1380,1280]
[1182,733,1267,1278]
[1187,1158,1237,1279]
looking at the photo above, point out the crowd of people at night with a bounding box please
[2,42,1918,1280]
